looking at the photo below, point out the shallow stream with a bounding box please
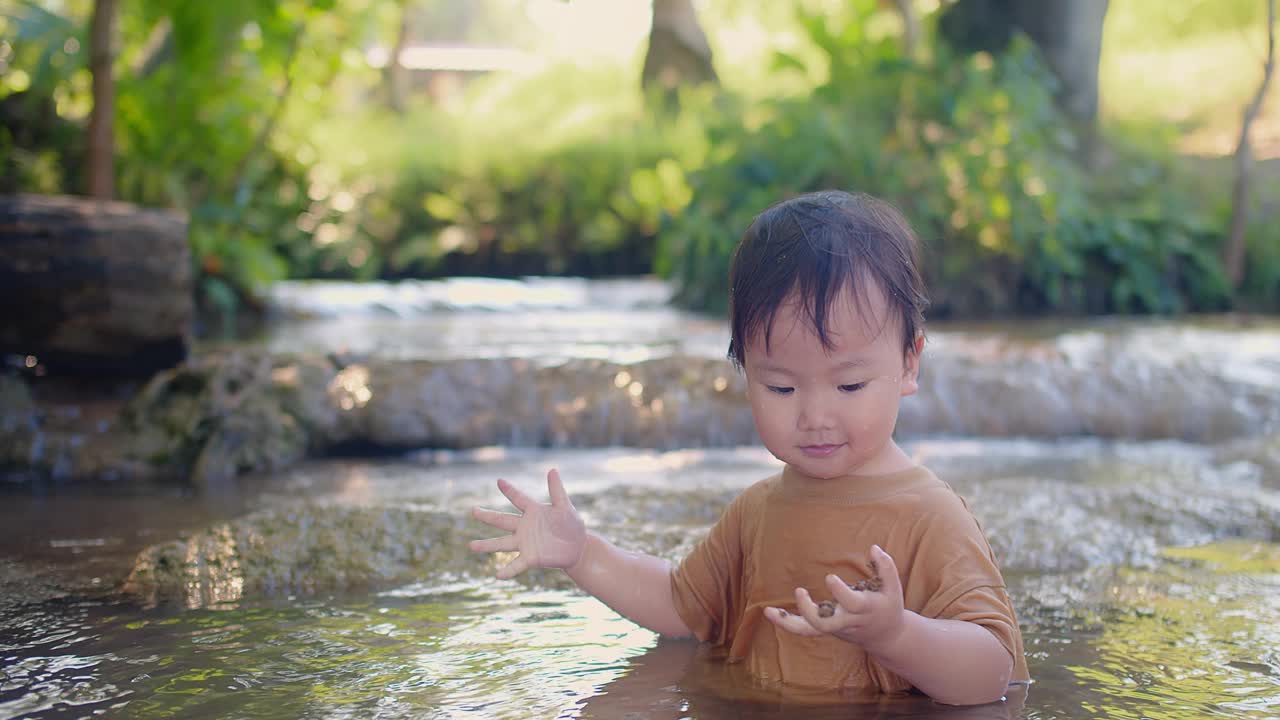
[2,278,1278,719]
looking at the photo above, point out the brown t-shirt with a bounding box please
[670,464,1029,692]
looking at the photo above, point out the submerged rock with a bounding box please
[124,505,486,607]
[58,351,340,485]
[118,442,1280,605]
[1215,432,1280,489]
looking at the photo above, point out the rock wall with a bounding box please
[0,193,191,376]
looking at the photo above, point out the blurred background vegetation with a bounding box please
[2,0,1277,325]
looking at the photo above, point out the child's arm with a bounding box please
[764,545,1013,706]
[470,468,692,638]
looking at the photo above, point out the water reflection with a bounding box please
[2,440,1279,718]
[33,442,1277,610]
[2,545,1277,719]
[0,585,655,719]
[578,640,1029,719]
[1065,544,1280,720]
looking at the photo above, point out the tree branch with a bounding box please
[86,0,117,199]
[1225,0,1277,289]
[227,24,305,204]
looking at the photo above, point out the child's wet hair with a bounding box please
[726,190,928,368]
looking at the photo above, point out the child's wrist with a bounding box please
[859,608,913,657]
[562,531,594,577]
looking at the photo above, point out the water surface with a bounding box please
[2,444,1277,719]
[4,278,1278,718]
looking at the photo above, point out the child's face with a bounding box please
[743,287,922,479]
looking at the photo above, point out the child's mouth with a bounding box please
[799,443,844,457]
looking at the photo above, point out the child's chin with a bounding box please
[787,458,852,479]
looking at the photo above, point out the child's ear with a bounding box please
[899,333,924,397]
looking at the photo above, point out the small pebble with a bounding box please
[815,565,883,617]
[849,576,883,592]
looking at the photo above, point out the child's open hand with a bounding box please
[763,545,906,653]
[469,468,586,579]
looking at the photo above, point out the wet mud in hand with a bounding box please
[817,560,883,618]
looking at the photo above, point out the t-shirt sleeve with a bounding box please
[669,489,749,645]
[912,497,1021,663]
[924,583,1023,676]
[870,492,1028,690]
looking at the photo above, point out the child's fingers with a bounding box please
[471,506,520,532]
[495,553,530,579]
[763,606,823,637]
[497,477,536,512]
[827,574,870,614]
[546,468,573,508]
[793,587,831,627]
[871,545,901,597]
[469,535,517,554]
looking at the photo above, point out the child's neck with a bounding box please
[806,443,917,479]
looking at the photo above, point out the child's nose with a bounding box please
[797,396,836,430]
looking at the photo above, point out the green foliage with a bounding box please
[114,0,379,322]
[285,63,707,280]
[1241,204,1280,307]
[0,1,86,192]
[659,3,1242,316]
[2,0,378,327]
[910,38,1231,315]
[1107,0,1272,47]
[1,0,1274,322]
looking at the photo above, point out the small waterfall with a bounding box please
[252,279,1280,445]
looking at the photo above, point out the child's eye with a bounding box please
[838,383,867,393]
[766,385,794,395]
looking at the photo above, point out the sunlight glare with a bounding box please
[600,449,707,474]
[330,364,373,411]
[524,0,650,62]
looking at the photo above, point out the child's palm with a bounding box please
[764,545,907,653]
[470,469,586,578]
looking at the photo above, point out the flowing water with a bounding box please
[2,278,1279,719]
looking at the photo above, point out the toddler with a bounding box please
[470,190,1029,705]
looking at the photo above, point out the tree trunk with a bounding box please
[893,0,921,60]
[1224,0,1276,289]
[1013,0,1109,163]
[642,0,718,103]
[87,0,117,199]
[0,194,192,376]
[939,0,1109,163]
[385,0,412,113]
